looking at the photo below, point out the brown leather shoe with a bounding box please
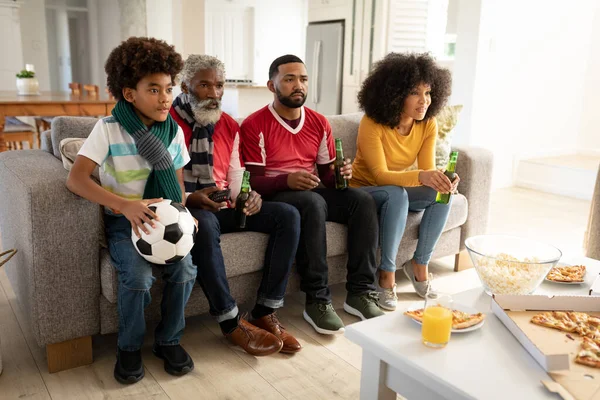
[251,313,302,354]
[225,317,283,356]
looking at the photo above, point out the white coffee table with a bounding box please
[345,256,600,400]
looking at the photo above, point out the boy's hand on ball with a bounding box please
[121,198,162,238]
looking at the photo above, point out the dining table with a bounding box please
[0,91,116,152]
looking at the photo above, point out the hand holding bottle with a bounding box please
[419,170,453,193]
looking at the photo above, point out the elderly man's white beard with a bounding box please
[189,96,222,126]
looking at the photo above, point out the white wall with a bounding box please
[95,0,121,86]
[251,0,306,84]
[578,5,600,154]
[465,0,597,188]
[19,0,51,91]
[146,0,173,44]
[205,0,306,84]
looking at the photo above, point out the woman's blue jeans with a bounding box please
[360,185,452,272]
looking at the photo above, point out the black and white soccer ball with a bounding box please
[131,199,196,265]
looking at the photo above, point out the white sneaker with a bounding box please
[376,282,398,311]
[402,260,431,298]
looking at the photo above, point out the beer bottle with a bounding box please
[436,151,459,204]
[235,171,251,229]
[334,138,348,190]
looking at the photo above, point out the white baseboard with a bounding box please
[515,160,595,200]
[576,148,600,157]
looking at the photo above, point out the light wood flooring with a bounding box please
[0,187,592,400]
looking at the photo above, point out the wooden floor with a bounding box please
[0,187,591,400]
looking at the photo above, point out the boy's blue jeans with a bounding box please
[105,214,197,351]
[360,185,452,272]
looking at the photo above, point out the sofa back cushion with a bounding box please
[51,116,99,160]
[326,112,363,159]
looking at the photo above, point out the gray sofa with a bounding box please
[0,113,493,372]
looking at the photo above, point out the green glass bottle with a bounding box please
[334,138,348,190]
[235,171,251,228]
[436,151,459,204]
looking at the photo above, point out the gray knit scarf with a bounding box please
[172,93,216,192]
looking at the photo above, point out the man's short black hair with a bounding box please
[268,54,305,80]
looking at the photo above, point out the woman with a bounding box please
[350,53,458,308]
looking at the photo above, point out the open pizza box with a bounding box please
[589,274,600,296]
[492,294,600,400]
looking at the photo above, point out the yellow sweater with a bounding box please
[350,115,437,188]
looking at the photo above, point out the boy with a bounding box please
[67,37,195,384]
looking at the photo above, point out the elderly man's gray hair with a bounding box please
[180,55,226,86]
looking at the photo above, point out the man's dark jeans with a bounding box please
[271,188,379,304]
[189,202,300,322]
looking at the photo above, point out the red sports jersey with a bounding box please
[240,104,336,177]
[170,108,244,200]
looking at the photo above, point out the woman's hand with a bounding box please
[120,198,162,238]
[419,170,453,193]
[450,173,461,193]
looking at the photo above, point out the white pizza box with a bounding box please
[589,274,600,296]
[492,294,600,400]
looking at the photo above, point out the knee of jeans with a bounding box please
[385,185,408,204]
[192,210,220,239]
[302,192,328,217]
[348,187,377,210]
[122,268,155,291]
[279,204,301,232]
[423,186,438,202]
[166,255,197,283]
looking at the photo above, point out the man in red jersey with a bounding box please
[171,55,302,355]
[240,55,384,335]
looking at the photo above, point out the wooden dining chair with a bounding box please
[83,85,99,97]
[69,82,81,95]
[3,117,36,150]
[105,87,115,100]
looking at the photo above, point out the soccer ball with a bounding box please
[131,199,197,265]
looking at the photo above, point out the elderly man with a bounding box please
[171,55,302,355]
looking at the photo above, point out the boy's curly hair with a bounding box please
[357,53,452,128]
[105,37,183,100]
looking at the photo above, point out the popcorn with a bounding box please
[474,253,548,295]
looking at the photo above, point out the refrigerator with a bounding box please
[304,21,344,115]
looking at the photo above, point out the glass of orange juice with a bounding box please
[422,291,453,348]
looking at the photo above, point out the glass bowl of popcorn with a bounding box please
[465,235,562,295]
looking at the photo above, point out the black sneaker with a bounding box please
[114,348,144,384]
[152,344,194,376]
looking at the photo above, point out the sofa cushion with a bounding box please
[100,196,466,304]
[327,112,363,159]
[101,221,349,303]
[51,116,99,160]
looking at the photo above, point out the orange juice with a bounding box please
[422,306,453,347]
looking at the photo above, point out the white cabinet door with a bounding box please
[205,5,254,80]
[0,3,24,91]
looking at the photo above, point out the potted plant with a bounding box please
[0,248,17,375]
[16,70,40,95]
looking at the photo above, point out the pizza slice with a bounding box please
[452,309,486,329]
[531,312,579,333]
[575,337,600,368]
[546,265,586,282]
[404,308,485,330]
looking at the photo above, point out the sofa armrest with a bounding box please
[585,166,600,260]
[452,146,494,250]
[0,150,101,346]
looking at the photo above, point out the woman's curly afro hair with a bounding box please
[357,52,452,128]
[105,37,184,100]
